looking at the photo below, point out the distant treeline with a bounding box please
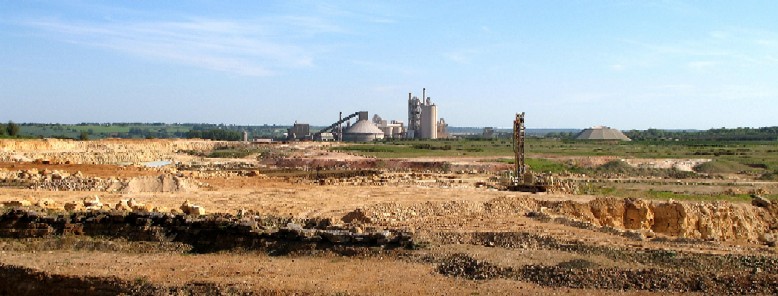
[15,123,291,140]
[624,127,778,141]
[185,128,243,141]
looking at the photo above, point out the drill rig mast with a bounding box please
[507,112,550,192]
[514,112,526,178]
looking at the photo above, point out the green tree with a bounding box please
[78,131,89,141]
[6,121,19,137]
[0,123,5,136]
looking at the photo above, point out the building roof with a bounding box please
[575,126,631,141]
[345,120,384,135]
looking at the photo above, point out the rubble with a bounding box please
[0,169,197,193]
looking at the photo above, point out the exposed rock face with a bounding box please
[347,195,777,244]
[0,139,225,165]
[543,198,777,243]
[624,198,654,230]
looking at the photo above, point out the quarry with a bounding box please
[1,138,777,295]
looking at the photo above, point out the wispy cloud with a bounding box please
[613,28,778,71]
[19,16,342,76]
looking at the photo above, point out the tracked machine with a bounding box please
[505,112,553,192]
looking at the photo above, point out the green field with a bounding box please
[19,124,192,139]
[334,138,778,177]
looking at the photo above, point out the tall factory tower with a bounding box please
[406,88,438,139]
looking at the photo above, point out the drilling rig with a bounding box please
[505,112,552,192]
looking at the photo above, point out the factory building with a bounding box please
[406,88,442,139]
[373,114,405,139]
[287,122,310,140]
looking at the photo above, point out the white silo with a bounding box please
[420,99,438,139]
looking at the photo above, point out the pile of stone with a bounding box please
[0,169,200,193]
[519,264,778,295]
[1,196,204,216]
[0,169,119,191]
[437,253,507,280]
[314,172,476,189]
[343,200,485,225]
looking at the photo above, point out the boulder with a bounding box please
[64,201,84,211]
[180,200,206,216]
[83,196,102,210]
[128,198,153,212]
[115,199,132,211]
[342,209,372,224]
[751,195,771,208]
[35,199,57,209]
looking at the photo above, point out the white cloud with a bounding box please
[20,16,340,76]
[615,28,778,71]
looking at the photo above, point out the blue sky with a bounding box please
[1,1,777,129]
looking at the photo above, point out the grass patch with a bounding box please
[581,185,778,202]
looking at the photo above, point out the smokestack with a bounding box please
[408,92,412,101]
[422,88,426,105]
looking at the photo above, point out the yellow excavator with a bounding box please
[505,112,552,192]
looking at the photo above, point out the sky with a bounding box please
[1,1,777,129]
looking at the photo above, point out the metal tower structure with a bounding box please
[513,112,526,178]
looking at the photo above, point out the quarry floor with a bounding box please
[2,176,775,295]
[0,139,777,295]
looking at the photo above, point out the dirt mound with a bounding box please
[119,175,198,193]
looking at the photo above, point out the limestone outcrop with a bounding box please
[0,139,226,165]
[344,195,778,244]
[539,197,777,243]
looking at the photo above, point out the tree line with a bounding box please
[624,127,778,141]
[0,121,20,138]
[185,129,243,141]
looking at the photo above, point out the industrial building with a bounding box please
[406,88,443,139]
[342,112,385,142]
[372,114,405,139]
[575,126,631,141]
[294,88,444,142]
[287,122,310,140]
